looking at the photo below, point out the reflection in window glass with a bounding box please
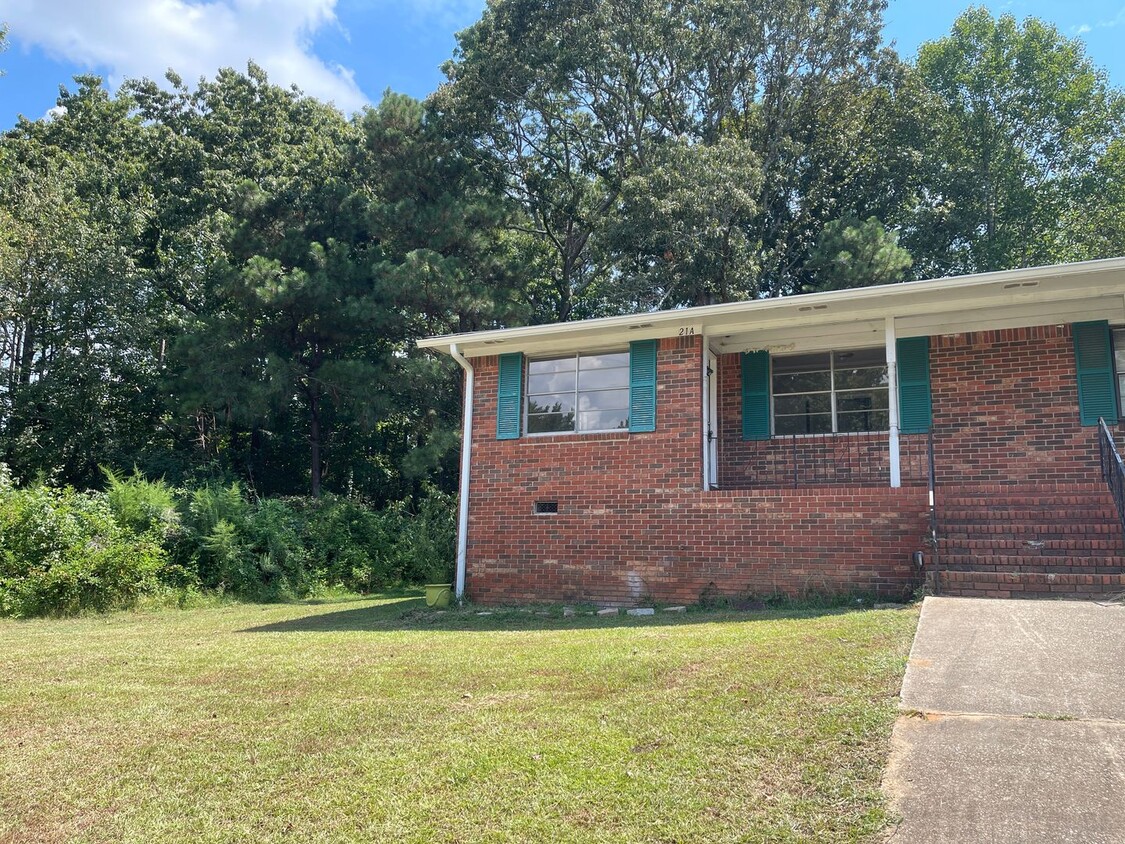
[770,348,888,434]
[1114,329,1125,416]
[527,352,630,434]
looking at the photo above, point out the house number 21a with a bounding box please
[679,326,696,336]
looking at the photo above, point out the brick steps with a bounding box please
[942,541,1125,555]
[941,522,1123,538]
[940,558,1125,574]
[936,570,1125,599]
[939,509,1119,523]
[935,485,1125,596]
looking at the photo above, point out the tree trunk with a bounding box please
[18,322,35,386]
[309,389,322,498]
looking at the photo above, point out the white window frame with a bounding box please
[771,347,889,436]
[1112,327,1125,416]
[524,350,631,436]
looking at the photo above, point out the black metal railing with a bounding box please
[1098,417,1125,536]
[729,428,931,489]
[927,426,940,594]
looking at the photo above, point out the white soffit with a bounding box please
[415,258,1125,357]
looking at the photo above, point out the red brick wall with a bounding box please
[714,352,931,488]
[464,336,927,605]
[714,325,1107,488]
[930,325,1105,484]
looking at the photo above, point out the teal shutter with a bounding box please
[897,337,932,434]
[629,340,657,432]
[496,352,523,439]
[741,351,770,440]
[1073,321,1118,425]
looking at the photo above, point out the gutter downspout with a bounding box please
[449,343,473,602]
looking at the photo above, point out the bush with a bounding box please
[102,467,180,541]
[0,469,168,617]
[399,487,456,584]
[301,495,406,592]
[0,463,457,616]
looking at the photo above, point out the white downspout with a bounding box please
[449,343,473,601]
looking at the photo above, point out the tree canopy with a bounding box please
[1,5,1123,498]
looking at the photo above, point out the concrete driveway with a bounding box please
[884,596,1125,843]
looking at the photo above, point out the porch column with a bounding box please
[886,317,901,488]
[700,329,710,491]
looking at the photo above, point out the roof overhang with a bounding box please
[416,257,1125,358]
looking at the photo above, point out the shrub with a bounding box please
[178,483,251,590]
[243,499,311,600]
[399,486,456,584]
[102,467,180,541]
[0,472,168,617]
[301,495,405,592]
[0,463,458,616]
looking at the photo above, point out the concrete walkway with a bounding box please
[884,596,1125,843]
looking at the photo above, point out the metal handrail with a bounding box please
[1098,417,1125,536]
[927,426,940,595]
[737,428,929,488]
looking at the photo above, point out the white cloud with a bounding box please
[3,0,371,113]
[1095,6,1125,29]
[1074,23,1093,35]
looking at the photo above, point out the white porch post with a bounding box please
[885,317,901,488]
[700,330,710,491]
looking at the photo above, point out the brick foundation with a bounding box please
[467,484,928,605]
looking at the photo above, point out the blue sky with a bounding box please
[2,0,1125,128]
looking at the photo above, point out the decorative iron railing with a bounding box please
[1098,417,1125,536]
[927,426,940,594]
[729,428,931,489]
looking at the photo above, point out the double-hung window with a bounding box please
[772,348,889,435]
[526,352,631,434]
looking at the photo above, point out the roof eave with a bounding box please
[415,257,1125,356]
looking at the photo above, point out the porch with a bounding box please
[713,429,933,490]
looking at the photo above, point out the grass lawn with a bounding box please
[0,595,917,843]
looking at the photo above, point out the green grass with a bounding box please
[0,595,917,843]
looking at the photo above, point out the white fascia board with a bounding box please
[717,320,886,355]
[895,295,1125,336]
[415,257,1125,357]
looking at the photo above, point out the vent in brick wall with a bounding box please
[534,501,559,515]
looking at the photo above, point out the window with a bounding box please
[526,352,630,434]
[772,348,889,435]
[1113,328,1125,415]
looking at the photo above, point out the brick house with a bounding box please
[418,258,1125,605]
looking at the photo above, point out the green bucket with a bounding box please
[425,583,452,608]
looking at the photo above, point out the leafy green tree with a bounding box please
[127,69,517,499]
[130,65,392,497]
[803,216,911,291]
[438,0,924,310]
[0,78,170,487]
[356,91,524,497]
[607,137,762,307]
[435,0,753,318]
[911,8,1125,276]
